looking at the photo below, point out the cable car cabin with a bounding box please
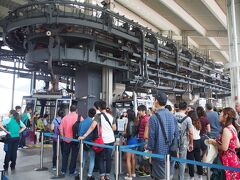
[21,93,76,121]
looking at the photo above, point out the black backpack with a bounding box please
[72,115,81,139]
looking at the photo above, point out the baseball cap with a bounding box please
[155,92,167,105]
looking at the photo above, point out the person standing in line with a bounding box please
[175,101,193,180]
[148,92,178,179]
[59,105,79,176]
[136,105,150,177]
[79,100,116,180]
[78,108,96,180]
[196,106,211,159]
[206,103,221,138]
[187,110,203,180]
[19,107,32,149]
[0,110,26,171]
[208,107,240,180]
[124,109,138,180]
[51,110,65,171]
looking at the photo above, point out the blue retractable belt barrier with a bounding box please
[121,148,165,160]
[43,132,240,173]
[83,141,115,149]
[43,132,56,138]
[171,157,240,172]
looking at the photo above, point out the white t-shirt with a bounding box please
[193,126,201,140]
[95,113,115,144]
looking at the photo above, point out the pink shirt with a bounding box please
[59,112,78,143]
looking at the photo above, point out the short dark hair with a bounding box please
[137,105,147,112]
[9,109,16,115]
[88,108,96,118]
[27,107,32,111]
[70,105,77,112]
[99,100,106,110]
[206,103,213,110]
[57,110,65,118]
[94,101,102,110]
[165,105,172,112]
[15,106,21,110]
[179,102,188,110]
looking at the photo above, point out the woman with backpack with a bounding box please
[50,109,65,171]
[124,109,138,180]
[187,110,203,180]
[0,110,26,171]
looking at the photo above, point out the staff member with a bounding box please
[0,110,26,171]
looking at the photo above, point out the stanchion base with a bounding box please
[34,167,48,171]
[51,174,65,179]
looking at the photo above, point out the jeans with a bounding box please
[178,146,188,180]
[61,141,79,174]
[52,141,64,167]
[19,131,26,147]
[83,149,95,177]
[187,140,203,177]
[99,142,114,176]
[4,137,20,170]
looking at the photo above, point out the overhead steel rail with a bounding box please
[2,0,230,96]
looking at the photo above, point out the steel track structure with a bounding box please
[2,0,230,97]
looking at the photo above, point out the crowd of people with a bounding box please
[1,93,240,180]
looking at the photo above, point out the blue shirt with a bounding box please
[206,111,221,138]
[79,117,93,141]
[52,117,62,136]
[148,108,178,155]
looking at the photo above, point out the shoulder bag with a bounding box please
[155,113,178,157]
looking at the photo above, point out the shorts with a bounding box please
[127,137,138,145]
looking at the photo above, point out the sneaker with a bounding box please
[127,173,136,177]
[69,171,78,176]
[124,176,132,180]
[52,167,56,171]
[198,175,202,180]
[22,146,28,149]
[138,171,150,177]
[104,175,110,180]
[87,176,95,180]
[60,171,65,176]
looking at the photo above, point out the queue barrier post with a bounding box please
[51,135,64,179]
[34,132,48,171]
[79,140,84,180]
[207,167,211,180]
[115,143,120,180]
[165,154,170,180]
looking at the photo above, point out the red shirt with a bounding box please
[138,115,149,139]
[59,112,78,143]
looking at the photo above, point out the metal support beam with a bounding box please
[227,0,240,105]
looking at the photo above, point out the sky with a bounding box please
[0,72,31,115]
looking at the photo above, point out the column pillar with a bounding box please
[226,0,240,105]
[102,67,113,107]
[75,66,102,117]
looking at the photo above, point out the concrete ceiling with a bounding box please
[0,0,230,64]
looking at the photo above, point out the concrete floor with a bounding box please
[0,143,207,180]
